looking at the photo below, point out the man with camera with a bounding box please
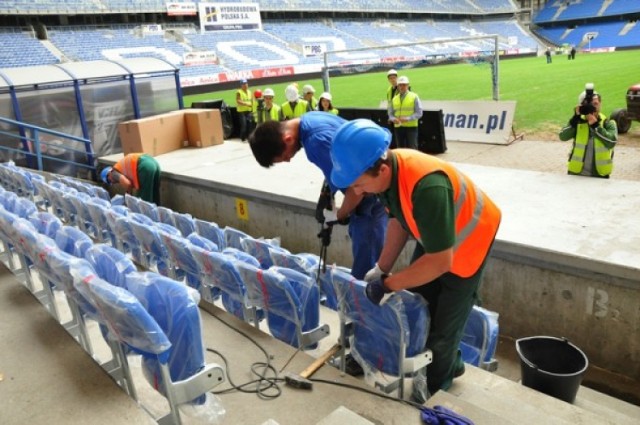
[559,84,617,178]
[255,88,282,124]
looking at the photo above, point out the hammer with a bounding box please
[284,343,341,390]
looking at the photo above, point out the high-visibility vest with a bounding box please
[237,89,253,112]
[113,153,142,190]
[391,92,419,127]
[281,100,308,119]
[257,104,281,123]
[568,112,613,176]
[394,149,501,277]
[386,85,398,103]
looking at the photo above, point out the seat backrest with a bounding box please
[128,213,167,258]
[222,247,260,267]
[269,249,319,276]
[194,218,225,249]
[84,243,137,289]
[241,237,288,269]
[187,232,219,252]
[13,196,37,218]
[54,225,93,258]
[239,265,320,348]
[137,198,160,222]
[331,267,429,376]
[29,211,63,239]
[125,271,207,404]
[313,264,351,311]
[223,225,250,250]
[460,305,499,366]
[172,212,196,237]
[160,231,202,290]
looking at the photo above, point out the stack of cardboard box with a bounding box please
[118,109,224,156]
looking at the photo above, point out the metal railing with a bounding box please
[0,116,96,180]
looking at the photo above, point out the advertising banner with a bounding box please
[199,2,261,32]
[166,2,197,16]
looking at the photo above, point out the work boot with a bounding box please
[454,362,466,378]
[344,353,364,376]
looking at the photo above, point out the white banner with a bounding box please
[166,2,197,16]
[421,100,517,144]
[199,2,261,32]
[183,51,219,66]
[302,43,327,57]
[142,24,163,35]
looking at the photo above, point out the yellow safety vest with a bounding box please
[391,92,419,128]
[237,89,253,113]
[568,112,613,176]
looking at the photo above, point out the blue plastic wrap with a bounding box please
[238,264,321,349]
[137,198,160,222]
[13,196,37,218]
[113,215,146,265]
[331,267,429,376]
[187,232,219,252]
[460,306,499,367]
[128,213,169,271]
[157,206,176,227]
[312,264,352,311]
[241,237,288,269]
[222,247,260,267]
[223,226,250,250]
[160,231,203,290]
[194,218,225,249]
[54,226,93,258]
[172,212,196,237]
[29,211,63,238]
[84,244,137,289]
[125,271,207,404]
[269,250,320,276]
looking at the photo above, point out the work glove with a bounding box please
[323,209,338,226]
[420,405,475,425]
[364,263,386,283]
[365,276,392,306]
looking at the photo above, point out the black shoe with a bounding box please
[344,353,364,376]
[454,362,466,378]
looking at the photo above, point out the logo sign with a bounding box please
[183,51,219,66]
[166,2,197,16]
[421,100,517,145]
[199,2,262,32]
[302,44,326,57]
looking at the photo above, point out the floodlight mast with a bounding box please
[321,34,500,101]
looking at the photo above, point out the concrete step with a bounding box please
[447,366,639,425]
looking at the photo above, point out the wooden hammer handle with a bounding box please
[300,343,341,379]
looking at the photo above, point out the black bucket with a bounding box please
[515,336,588,403]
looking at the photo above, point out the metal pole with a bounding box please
[494,35,500,101]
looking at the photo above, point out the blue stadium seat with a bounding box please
[84,243,137,289]
[460,305,499,371]
[54,225,93,258]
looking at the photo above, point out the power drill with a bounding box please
[316,181,334,274]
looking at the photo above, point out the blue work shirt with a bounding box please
[299,111,347,193]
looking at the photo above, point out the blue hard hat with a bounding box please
[330,119,391,188]
[100,166,113,184]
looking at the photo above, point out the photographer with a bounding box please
[559,84,617,178]
[254,88,282,124]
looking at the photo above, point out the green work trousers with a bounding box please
[136,155,161,204]
[409,243,487,395]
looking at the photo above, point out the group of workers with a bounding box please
[100,71,617,403]
[248,71,502,402]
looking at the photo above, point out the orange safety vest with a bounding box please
[394,149,501,277]
[113,153,142,190]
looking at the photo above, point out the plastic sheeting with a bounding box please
[460,306,499,367]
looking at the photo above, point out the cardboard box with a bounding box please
[184,109,224,148]
[118,111,188,156]
[118,109,224,155]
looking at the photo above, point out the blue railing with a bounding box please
[0,116,96,180]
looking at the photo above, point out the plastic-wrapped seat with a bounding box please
[29,211,63,239]
[161,230,204,290]
[238,264,329,349]
[241,237,288,269]
[331,267,432,398]
[112,214,146,266]
[191,249,261,326]
[124,193,142,214]
[223,226,251,251]
[84,198,113,243]
[12,196,38,218]
[67,191,98,237]
[312,263,351,311]
[127,213,170,273]
[460,305,499,371]
[172,212,196,237]
[55,225,93,258]
[85,243,137,289]
[137,198,160,222]
[157,206,176,227]
[194,218,224,249]
[100,271,225,424]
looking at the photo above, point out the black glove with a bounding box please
[365,276,391,305]
[590,116,601,129]
[317,226,332,247]
[569,113,581,128]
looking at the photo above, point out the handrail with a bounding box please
[0,116,96,179]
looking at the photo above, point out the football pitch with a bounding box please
[184,49,640,135]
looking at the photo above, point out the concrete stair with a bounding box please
[436,366,640,425]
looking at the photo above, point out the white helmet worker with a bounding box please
[285,84,299,102]
[397,76,410,85]
[263,88,275,97]
[578,83,598,103]
[387,69,398,77]
[302,84,315,95]
[319,92,332,101]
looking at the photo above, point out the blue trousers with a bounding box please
[348,196,387,279]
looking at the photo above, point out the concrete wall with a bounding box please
[160,173,640,382]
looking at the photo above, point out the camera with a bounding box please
[579,83,597,115]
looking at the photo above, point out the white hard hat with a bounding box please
[578,83,598,103]
[398,76,410,85]
[285,85,299,102]
[319,92,332,102]
[387,69,398,76]
[302,84,315,94]
[263,88,275,97]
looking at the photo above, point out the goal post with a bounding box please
[321,34,500,101]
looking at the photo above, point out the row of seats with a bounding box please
[534,0,640,24]
[0,0,516,15]
[1,161,500,401]
[0,184,225,424]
